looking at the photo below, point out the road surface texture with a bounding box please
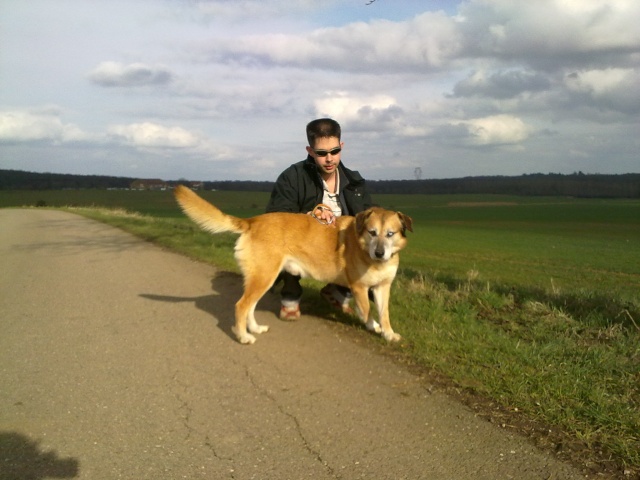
[1,209,586,479]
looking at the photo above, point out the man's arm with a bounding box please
[266,170,302,213]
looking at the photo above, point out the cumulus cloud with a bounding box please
[315,92,397,121]
[108,122,201,148]
[564,68,640,113]
[0,108,88,143]
[452,69,551,99]
[565,68,635,95]
[195,1,640,75]
[457,0,640,66]
[2,0,639,180]
[454,114,531,147]
[202,11,461,72]
[88,61,174,87]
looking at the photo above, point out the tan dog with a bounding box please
[174,185,412,344]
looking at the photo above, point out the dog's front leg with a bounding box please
[372,282,401,342]
[351,285,380,333]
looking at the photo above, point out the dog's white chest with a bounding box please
[360,262,398,286]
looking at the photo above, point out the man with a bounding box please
[266,118,374,320]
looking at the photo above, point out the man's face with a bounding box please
[307,136,343,177]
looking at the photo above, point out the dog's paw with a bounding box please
[382,330,401,342]
[250,324,270,334]
[365,319,381,333]
[232,327,256,345]
[239,334,257,344]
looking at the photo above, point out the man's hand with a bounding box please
[309,204,336,227]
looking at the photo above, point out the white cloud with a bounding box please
[457,0,640,63]
[107,122,202,149]
[564,68,640,114]
[314,92,397,121]
[565,68,637,96]
[0,108,89,143]
[454,114,531,146]
[201,11,461,72]
[88,61,174,87]
[452,69,551,99]
[1,0,639,180]
[194,1,640,75]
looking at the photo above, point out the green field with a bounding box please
[2,189,639,476]
[3,189,638,299]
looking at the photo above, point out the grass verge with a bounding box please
[393,271,639,477]
[68,206,639,478]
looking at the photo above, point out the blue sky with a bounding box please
[1,0,638,181]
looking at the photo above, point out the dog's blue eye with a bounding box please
[386,231,395,238]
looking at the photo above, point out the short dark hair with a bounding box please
[306,118,341,147]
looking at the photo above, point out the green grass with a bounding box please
[393,273,639,470]
[391,197,640,302]
[2,189,639,475]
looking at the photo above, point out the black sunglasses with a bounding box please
[313,147,341,157]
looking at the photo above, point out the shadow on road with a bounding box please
[140,271,279,342]
[0,431,79,480]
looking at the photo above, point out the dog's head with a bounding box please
[355,207,413,261]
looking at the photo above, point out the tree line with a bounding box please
[0,169,135,190]
[1,169,639,198]
[368,173,640,198]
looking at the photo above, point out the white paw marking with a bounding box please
[250,324,269,334]
[366,319,381,333]
[232,327,256,345]
[382,331,401,342]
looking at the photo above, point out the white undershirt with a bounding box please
[321,173,342,217]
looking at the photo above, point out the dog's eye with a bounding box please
[368,230,377,237]
[386,231,395,238]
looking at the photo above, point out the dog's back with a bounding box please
[175,184,354,282]
[238,212,357,285]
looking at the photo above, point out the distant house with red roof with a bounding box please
[130,179,168,190]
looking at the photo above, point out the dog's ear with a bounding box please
[355,209,373,233]
[397,212,413,235]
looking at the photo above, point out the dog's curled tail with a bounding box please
[174,185,248,235]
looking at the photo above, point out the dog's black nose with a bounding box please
[375,250,385,259]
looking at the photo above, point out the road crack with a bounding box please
[172,372,237,478]
[243,366,340,479]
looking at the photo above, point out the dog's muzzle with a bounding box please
[371,240,389,261]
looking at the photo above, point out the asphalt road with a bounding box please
[0,209,584,479]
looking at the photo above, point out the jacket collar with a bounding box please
[304,155,349,192]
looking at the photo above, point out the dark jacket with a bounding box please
[266,156,374,215]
